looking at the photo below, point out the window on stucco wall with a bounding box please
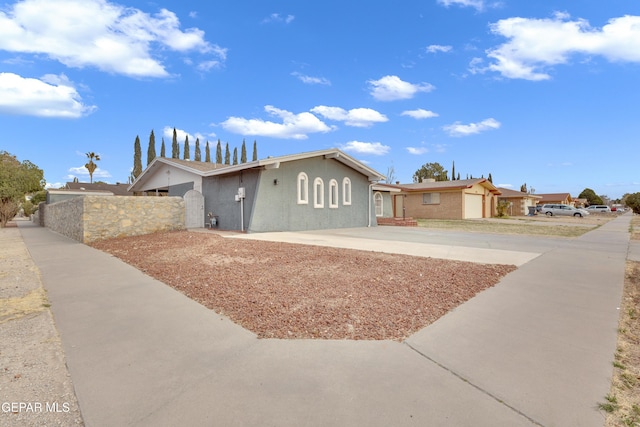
[297,172,308,204]
[314,177,324,208]
[422,193,440,204]
[329,179,338,208]
[342,177,351,205]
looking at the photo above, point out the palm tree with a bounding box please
[85,152,100,183]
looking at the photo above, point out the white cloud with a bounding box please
[368,75,434,101]
[220,105,334,140]
[310,106,388,127]
[485,14,640,80]
[291,72,331,85]
[437,0,486,11]
[340,141,390,155]
[0,72,96,118]
[406,147,428,155]
[68,166,112,179]
[162,126,204,145]
[262,13,295,24]
[426,44,452,53]
[401,109,439,119]
[0,0,225,78]
[443,118,501,137]
[197,60,223,72]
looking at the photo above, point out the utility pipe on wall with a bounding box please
[368,182,373,227]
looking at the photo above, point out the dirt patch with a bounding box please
[0,225,83,426]
[602,215,640,425]
[603,260,640,425]
[92,230,516,341]
[0,287,48,323]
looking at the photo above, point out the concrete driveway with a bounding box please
[17,214,632,426]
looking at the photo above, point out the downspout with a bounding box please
[368,182,374,227]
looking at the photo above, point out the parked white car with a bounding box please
[540,204,590,217]
[585,205,611,213]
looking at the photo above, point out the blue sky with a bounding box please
[1,0,639,200]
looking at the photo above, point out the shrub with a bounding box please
[496,200,510,217]
[626,193,640,215]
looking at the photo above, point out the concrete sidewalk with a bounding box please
[17,214,632,426]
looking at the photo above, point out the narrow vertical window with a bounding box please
[375,192,383,217]
[329,179,338,208]
[313,177,324,208]
[342,177,351,205]
[297,172,308,204]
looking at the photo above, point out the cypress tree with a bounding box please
[205,141,211,162]
[451,161,456,181]
[240,139,247,163]
[160,138,166,157]
[252,140,257,161]
[216,140,222,163]
[224,143,230,165]
[233,147,238,165]
[194,138,201,161]
[488,173,493,183]
[457,172,460,180]
[133,135,142,179]
[183,135,190,160]
[171,128,179,158]
[147,130,156,166]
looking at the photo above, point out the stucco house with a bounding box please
[496,188,543,216]
[129,149,385,232]
[535,193,573,207]
[375,178,501,220]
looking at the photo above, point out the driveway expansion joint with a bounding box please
[403,341,545,427]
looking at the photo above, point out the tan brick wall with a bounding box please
[404,191,464,220]
[43,195,185,243]
[403,186,498,219]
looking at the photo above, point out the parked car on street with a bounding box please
[585,205,611,213]
[540,204,590,217]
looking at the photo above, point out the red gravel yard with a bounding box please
[92,231,516,341]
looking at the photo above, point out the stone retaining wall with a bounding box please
[42,195,185,243]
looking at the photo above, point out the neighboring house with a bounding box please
[535,193,573,206]
[378,178,501,220]
[64,182,134,196]
[573,198,587,208]
[46,189,114,204]
[129,149,385,232]
[497,188,543,216]
[46,182,134,204]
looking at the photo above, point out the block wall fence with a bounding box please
[39,195,185,243]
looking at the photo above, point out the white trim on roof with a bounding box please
[129,149,385,192]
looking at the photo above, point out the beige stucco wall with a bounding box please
[43,195,185,243]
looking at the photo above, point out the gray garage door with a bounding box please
[184,189,204,228]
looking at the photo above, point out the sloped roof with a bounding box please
[129,149,385,192]
[387,178,501,195]
[372,183,402,193]
[65,182,133,196]
[159,158,230,172]
[536,193,572,203]
[497,187,542,199]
